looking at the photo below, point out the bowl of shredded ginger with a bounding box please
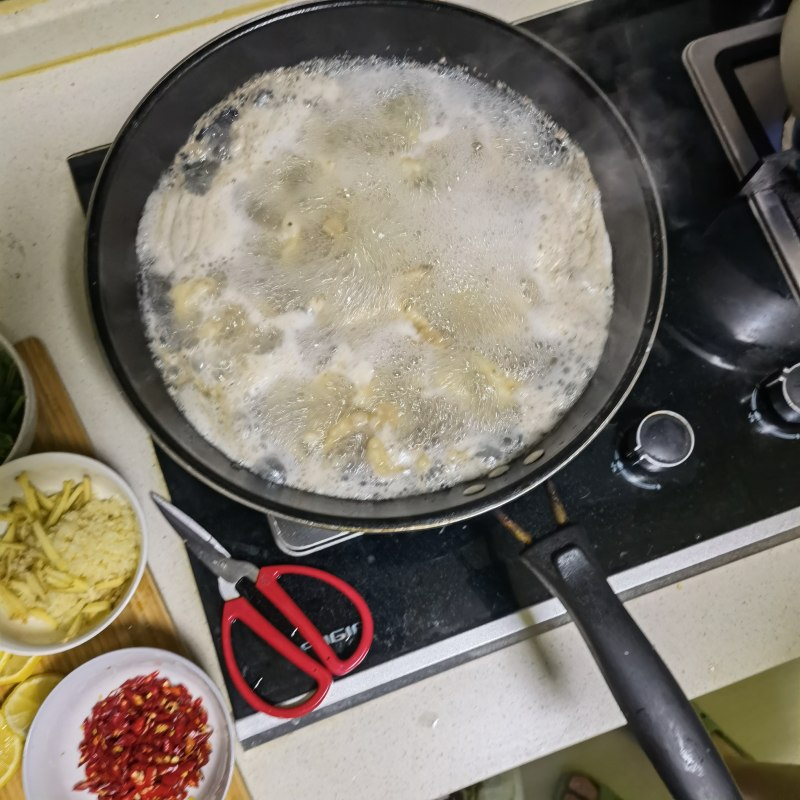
[0,333,36,465]
[0,452,147,655]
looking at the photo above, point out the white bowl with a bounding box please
[0,452,147,655]
[23,647,235,800]
[0,331,37,464]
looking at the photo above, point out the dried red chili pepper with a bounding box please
[73,672,212,800]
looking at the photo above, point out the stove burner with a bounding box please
[684,15,800,296]
[268,514,362,556]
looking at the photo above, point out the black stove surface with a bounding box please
[69,0,800,747]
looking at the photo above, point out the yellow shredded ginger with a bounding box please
[0,474,139,640]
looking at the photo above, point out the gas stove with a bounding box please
[70,0,800,749]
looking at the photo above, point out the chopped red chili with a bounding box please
[74,671,212,800]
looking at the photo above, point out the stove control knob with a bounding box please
[619,410,695,474]
[756,364,800,428]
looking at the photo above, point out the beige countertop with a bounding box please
[2,2,799,798]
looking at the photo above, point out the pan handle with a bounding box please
[518,524,741,800]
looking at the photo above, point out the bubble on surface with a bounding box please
[137,57,613,499]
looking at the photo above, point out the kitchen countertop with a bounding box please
[2,1,800,798]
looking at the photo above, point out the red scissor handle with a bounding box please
[221,565,374,719]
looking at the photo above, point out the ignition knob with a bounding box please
[755,363,800,429]
[616,410,695,484]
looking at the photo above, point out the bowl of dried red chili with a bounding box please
[22,647,235,800]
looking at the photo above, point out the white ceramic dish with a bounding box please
[0,331,37,464]
[0,452,147,655]
[23,647,235,800]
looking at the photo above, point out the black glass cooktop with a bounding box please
[70,0,800,748]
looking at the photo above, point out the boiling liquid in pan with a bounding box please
[137,57,613,500]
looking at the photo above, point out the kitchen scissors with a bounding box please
[151,493,374,718]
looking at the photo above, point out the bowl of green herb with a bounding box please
[0,332,36,464]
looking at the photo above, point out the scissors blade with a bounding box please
[150,493,258,585]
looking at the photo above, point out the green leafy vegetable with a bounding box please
[0,349,25,462]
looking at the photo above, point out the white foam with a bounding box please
[137,57,614,499]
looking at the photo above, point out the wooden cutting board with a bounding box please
[0,338,251,800]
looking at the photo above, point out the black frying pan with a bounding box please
[85,2,741,797]
[87,0,661,532]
